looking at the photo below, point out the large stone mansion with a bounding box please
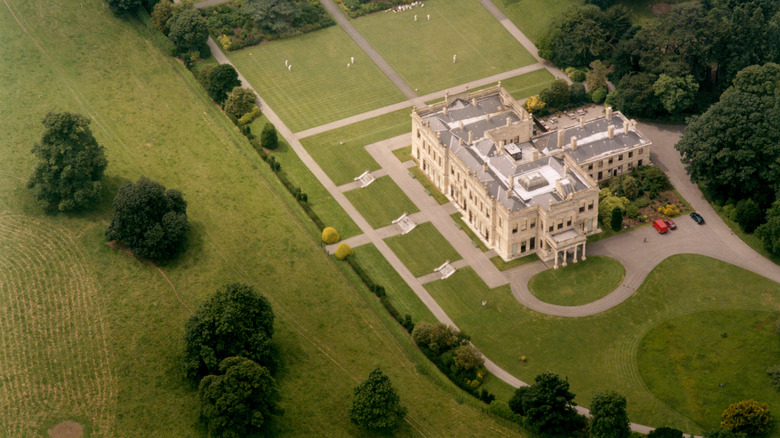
[411,85,652,266]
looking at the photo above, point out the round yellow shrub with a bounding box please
[322,227,340,244]
[335,243,352,260]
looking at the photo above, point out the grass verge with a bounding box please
[490,253,540,271]
[409,167,449,205]
[392,145,413,163]
[450,213,490,252]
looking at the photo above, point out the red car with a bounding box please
[664,219,677,230]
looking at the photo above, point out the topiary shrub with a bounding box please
[322,227,340,244]
[335,243,352,260]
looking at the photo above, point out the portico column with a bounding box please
[581,243,587,260]
[572,245,578,263]
[554,251,559,269]
[562,250,568,267]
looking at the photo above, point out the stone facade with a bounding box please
[411,85,651,265]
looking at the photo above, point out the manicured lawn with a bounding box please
[352,244,438,324]
[409,167,449,205]
[227,25,405,132]
[0,2,523,436]
[392,145,413,163]
[473,69,556,100]
[491,253,540,271]
[450,213,490,252]
[528,256,625,306]
[352,0,537,94]
[426,255,780,435]
[491,0,583,44]
[300,107,411,185]
[344,176,419,229]
[638,309,780,430]
[385,222,462,277]
[250,115,361,239]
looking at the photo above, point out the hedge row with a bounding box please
[346,256,415,333]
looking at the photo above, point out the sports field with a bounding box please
[228,25,406,132]
[352,0,537,94]
[0,1,523,436]
[426,256,780,434]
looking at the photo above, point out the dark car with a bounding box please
[664,219,677,230]
[690,212,705,225]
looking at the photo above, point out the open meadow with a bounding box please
[425,257,780,435]
[0,0,524,436]
[352,0,537,94]
[228,25,406,133]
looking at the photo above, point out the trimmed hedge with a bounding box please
[322,227,340,244]
[335,243,353,260]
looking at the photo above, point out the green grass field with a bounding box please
[352,244,438,324]
[425,256,780,435]
[528,256,625,306]
[352,0,537,94]
[0,1,523,436]
[475,69,556,100]
[300,107,411,185]
[249,116,361,239]
[344,176,419,229]
[491,0,582,43]
[385,222,462,277]
[227,25,405,132]
[638,309,780,429]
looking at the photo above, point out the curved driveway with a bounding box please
[507,122,780,317]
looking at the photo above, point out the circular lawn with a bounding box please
[528,256,625,306]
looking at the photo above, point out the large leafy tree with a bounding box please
[224,87,258,119]
[653,74,699,114]
[349,368,406,430]
[243,0,302,37]
[590,390,630,438]
[521,372,585,435]
[28,111,108,211]
[199,356,281,438]
[756,201,780,256]
[167,8,208,53]
[609,72,662,117]
[105,176,189,261]
[648,427,684,438]
[721,399,773,435]
[675,63,780,206]
[206,64,242,104]
[104,0,143,15]
[184,283,276,381]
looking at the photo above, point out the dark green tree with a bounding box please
[452,344,484,376]
[521,372,585,435]
[611,206,623,231]
[206,64,242,104]
[703,428,747,438]
[621,175,638,200]
[675,63,780,206]
[648,426,684,438]
[653,74,699,114]
[569,82,587,104]
[243,0,301,37]
[151,0,175,35]
[224,87,258,119]
[756,201,780,256]
[261,123,279,150]
[28,111,108,211]
[540,79,571,109]
[104,0,143,15]
[590,390,630,438]
[586,59,608,91]
[508,386,529,415]
[199,356,281,438]
[610,72,661,117]
[167,8,208,53]
[105,176,189,261]
[184,283,276,381]
[735,199,764,233]
[349,368,406,430]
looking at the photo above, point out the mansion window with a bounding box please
[513,224,518,233]
[618,154,623,161]
[530,219,536,228]
[628,151,633,158]
[638,148,644,154]
[567,218,572,227]
[588,163,593,170]
[608,158,614,164]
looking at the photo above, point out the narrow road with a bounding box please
[318,0,419,100]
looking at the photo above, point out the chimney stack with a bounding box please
[483,162,488,172]
[564,164,570,174]
[623,122,629,135]
[571,137,578,151]
[472,97,477,107]
[459,120,464,130]
[506,117,511,127]
[608,125,614,139]
[468,131,473,144]
[579,117,584,127]
[486,112,491,122]
[606,106,613,121]
[499,140,505,153]
[557,128,564,148]
[533,150,539,160]
[443,106,448,116]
